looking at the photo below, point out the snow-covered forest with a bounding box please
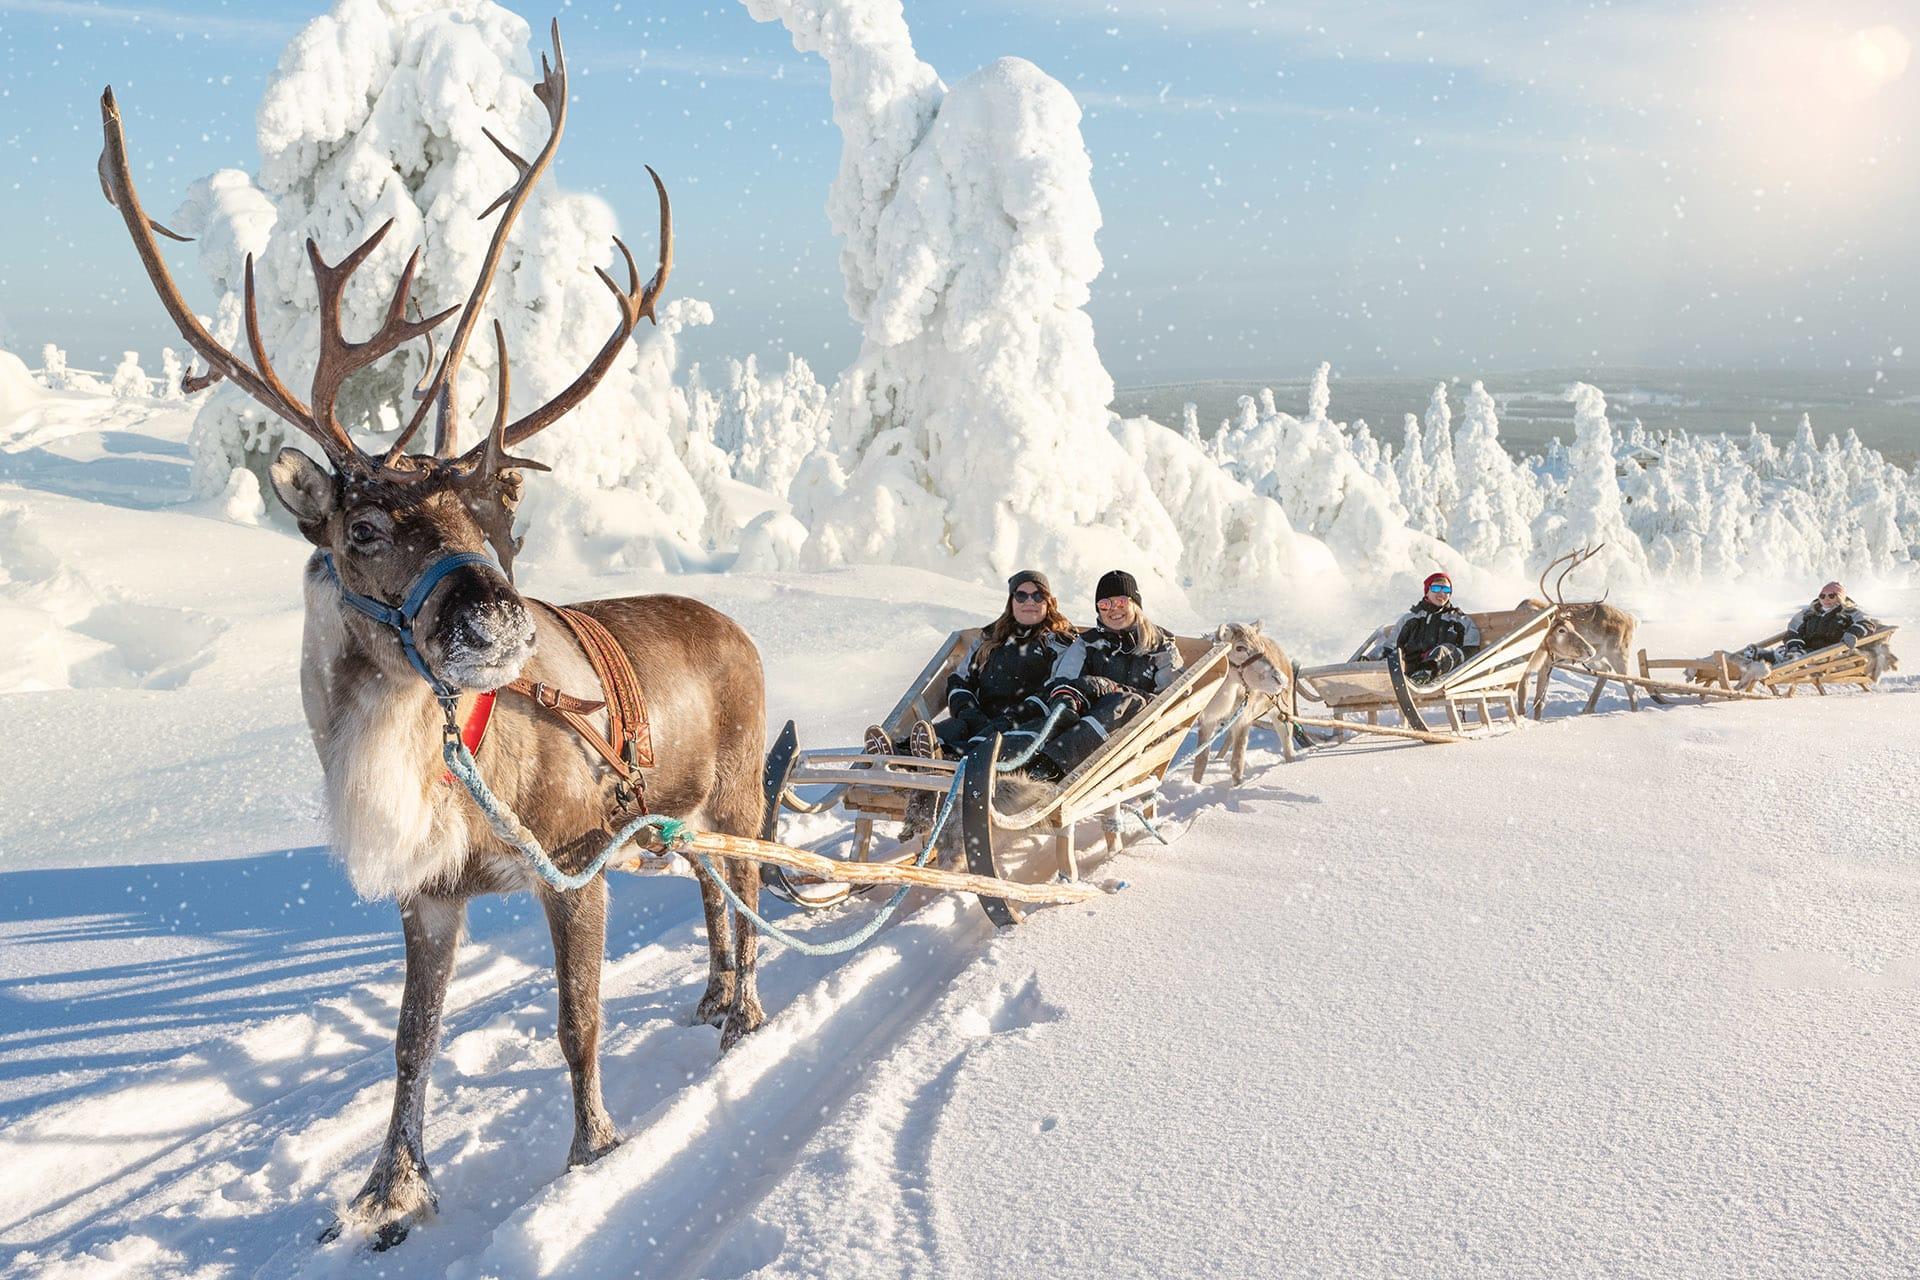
[20,0,1904,614]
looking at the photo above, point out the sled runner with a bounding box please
[1638,626,1899,700]
[1288,606,1556,744]
[768,628,1232,924]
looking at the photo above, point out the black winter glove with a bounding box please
[1048,683,1089,715]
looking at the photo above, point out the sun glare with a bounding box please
[1820,24,1911,102]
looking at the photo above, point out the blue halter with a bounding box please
[319,550,500,701]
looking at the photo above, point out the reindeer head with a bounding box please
[98,22,670,696]
[1216,620,1291,697]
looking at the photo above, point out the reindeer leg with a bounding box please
[1229,718,1249,784]
[693,865,736,1028]
[721,858,765,1052]
[321,894,463,1250]
[1189,719,1213,783]
[539,877,620,1167]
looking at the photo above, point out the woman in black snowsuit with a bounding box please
[864,568,1076,761]
[1744,581,1881,663]
[934,569,1079,758]
[1026,569,1183,783]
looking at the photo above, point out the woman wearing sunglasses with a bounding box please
[1022,569,1183,784]
[865,569,1078,763]
[1742,581,1881,666]
[1366,570,1482,681]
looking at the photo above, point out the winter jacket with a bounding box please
[1370,600,1483,669]
[945,626,1075,731]
[1782,597,1878,656]
[1043,621,1183,714]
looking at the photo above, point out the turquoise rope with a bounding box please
[691,761,968,957]
[443,733,688,892]
[444,727,969,957]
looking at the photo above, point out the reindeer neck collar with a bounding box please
[320,550,497,701]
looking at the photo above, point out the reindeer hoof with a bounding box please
[568,1124,622,1169]
[718,997,765,1054]
[319,1155,437,1250]
[694,972,737,1028]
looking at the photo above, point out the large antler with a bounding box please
[495,168,672,452]
[384,19,570,460]
[99,88,450,476]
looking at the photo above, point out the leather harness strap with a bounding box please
[495,601,654,809]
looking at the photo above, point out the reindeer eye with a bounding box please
[347,518,383,547]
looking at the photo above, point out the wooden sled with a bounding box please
[1639,627,1899,700]
[1289,606,1555,744]
[769,628,1231,925]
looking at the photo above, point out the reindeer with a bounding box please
[1519,545,1639,717]
[99,26,769,1250]
[1191,621,1302,781]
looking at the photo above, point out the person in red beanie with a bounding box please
[1365,571,1482,680]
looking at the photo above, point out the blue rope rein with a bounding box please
[442,726,689,892]
[442,714,970,957]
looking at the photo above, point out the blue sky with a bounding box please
[1,0,1915,383]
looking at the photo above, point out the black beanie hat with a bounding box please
[1095,569,1141,606]
[1008,568,1051,596]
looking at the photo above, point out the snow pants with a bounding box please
[936,710,1053,760]
[1037,689,1147,777]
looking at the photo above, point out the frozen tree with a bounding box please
[158,349,186,401]
[176,0,712,572]
[1423,383,1459,535]
[744,0,1181,587]
[37,344,68,391]
[1395,412,1439,537]
[109,352,149,400]
[719,353,832,498]
[1174,401,1199,447]
[1447,381,1535,570]
[1214,368,1440,581]
[1533,384,1648,588]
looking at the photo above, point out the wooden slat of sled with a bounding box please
[619,829,1099,905]
[1299,608,1552,733]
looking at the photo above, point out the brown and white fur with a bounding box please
[277,457,767,1250]
[1191,621,1300,782]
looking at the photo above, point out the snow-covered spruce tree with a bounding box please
[1533,383,1648,588]
[178,0,710,572]
[744,0,1183,589]
[1447,380,1535,571]
[1395,412,1437,537]
[37,344,67,391]
[109,352,149,400]
[1422,383,1459,537]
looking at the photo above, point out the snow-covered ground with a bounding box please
[3,372,1917,1279]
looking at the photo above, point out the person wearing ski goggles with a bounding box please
[1366,570,1481,681]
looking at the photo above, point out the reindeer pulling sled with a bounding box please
[763,628,1233,926]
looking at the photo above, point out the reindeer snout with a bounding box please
[431,571,536,689]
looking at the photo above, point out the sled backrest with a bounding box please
[876,628,981,740]
[1470,607,1542,647]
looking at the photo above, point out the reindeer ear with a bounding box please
[268,447,335,545]
[1249,620,1264,634]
